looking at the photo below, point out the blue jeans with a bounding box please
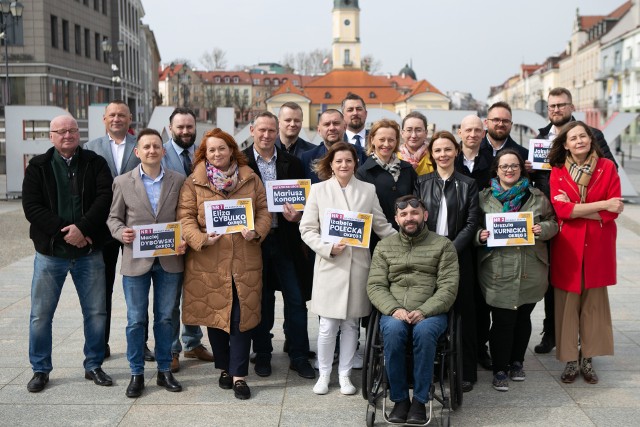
[29,251,107,373]
[123,260,181,374]
[170,284,204,354]
[379,313,447,403]
[252,234,309,362]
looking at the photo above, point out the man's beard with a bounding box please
[173,133,196,149]
[401,220,425,237]
[550,114,571,127]
[487,128,508,142]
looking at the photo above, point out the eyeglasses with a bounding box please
[487,118,512,126]
[547,103,571,111]
[395,198,425,210]
[498,164,520,171]
[51,128,79,135]
[402,128,425,135]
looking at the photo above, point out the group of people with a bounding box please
[22,89,623,422]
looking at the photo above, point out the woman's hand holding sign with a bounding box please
[205,232,223,246]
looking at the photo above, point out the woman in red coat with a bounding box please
[548,121,624,385]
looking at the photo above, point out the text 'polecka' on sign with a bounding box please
[486,211,535,247]
[528,139,552,170]
[204,198,254,235]
[266,179,311,212]
[133,222,182,258]
[321,208,373,248]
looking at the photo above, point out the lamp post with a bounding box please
[0,0,23,106]
[101,38,125,100]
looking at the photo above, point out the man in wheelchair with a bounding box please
[367,195,459,424]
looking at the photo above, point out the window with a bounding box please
[214,77,220,83]
[264,79,270,85]
[74,25,81,55]
[94,0,99,11]
[324,91,331,99]
[62,20,69,51]
[273,79,279,85]
[84,29,90,57]
[344,49,351,66]
[224,77,230,83]
[293,79,299,86]
[369,91,376,99]
[94,33,100,60]
[233,76,239,83]
[102,0,107,15]
[253,78,260,85]
[50,15,58,48]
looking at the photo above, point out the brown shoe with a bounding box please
[560,361,579,383]
[184,345,214,362]
[581,357,598,384]
[171,354,180,373]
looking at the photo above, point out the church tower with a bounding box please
[331,0,361,70]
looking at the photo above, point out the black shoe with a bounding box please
[290,358,315,379]
[219,370,233,390]
[104,344,111,359]
[388,398,411,423]
[406,398,427,424]
[254,357,272,377]
[461,381,474,393]
[283,340,316,359]
[534,332,555,354]
[84,368,113,386]
[157,371,182,392]
[477,350,492,371]
[283,339,289,353]
[233,379,251,400]
[126,374,144,398]
[27,372,49,393]
[144,344,155,362]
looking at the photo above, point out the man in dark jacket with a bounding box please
[245,112,315,380]
[481,101,533,172]
[275,102,314,158]
[368,195,458,424]
[532,87,618,355]
[22,115,114,392]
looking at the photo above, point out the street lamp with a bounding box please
[0,0,23,106]
[101,38,125,100]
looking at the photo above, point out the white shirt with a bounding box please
[170,140,195,159]
[463,155,475,173]
[435,181,449,237]
[547,126,559,141]
[345,129,366,146]
[109,134,126,175]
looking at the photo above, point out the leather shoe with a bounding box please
[388,398,411,423]
[157,371,182,392]
[233,379,251,400]
[85,368,113,386]
[27,372,49,393]
[290,358,315,379]
[219,370,233,390]
[534,332,555,354]
[461,381,474,393]
[184,345,214,362]
[254,357,272,377]
[126,374,144,398]
[104,343,111,359]
[171,354,180,373]
[144,344,155,362]
[283,340,316,359]
[406,398,427,424]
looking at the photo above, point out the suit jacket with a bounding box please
[243,144,313,300]
[107,166,186,276]
[300,142,367,184]
[299,175,396,319]
[275,136,314,159]
[162,139,200,176]
[84,133,139,178]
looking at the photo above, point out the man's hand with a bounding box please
[524,160,534,173]
[392,308,411,323]
[407,310,425,324]
[121,228,136,244]
[283,202,302,222]
[61,224,87,248]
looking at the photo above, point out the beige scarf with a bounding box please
[565,151,598,203]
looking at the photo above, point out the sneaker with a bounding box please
[509,362,526,381]
[339,375,356,395]
[561,361,579,383]
[581,357,598,384]
[352,350,363,370]
[313,374,330,395]
[492,371,509,392]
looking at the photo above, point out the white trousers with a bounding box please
[317,316,359,376]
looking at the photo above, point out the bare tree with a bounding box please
[200,48,228,71]
[281,49,331,74]
[362,54,382,74]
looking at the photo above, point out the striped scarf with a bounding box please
[491,177,530,212]
[565,152,598,202]
[371,152,401,182]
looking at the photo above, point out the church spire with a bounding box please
[332,0,361,69]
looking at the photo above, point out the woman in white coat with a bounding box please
[300,142,396,396]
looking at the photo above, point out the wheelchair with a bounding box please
[362,308,463,426]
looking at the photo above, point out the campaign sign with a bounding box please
[528,139,552,170]
[266,179,311,212]
[133,222,181,258]
[204,198,254,235]
[486,211,534,247]
[321,208,373,248]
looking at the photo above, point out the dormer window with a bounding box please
[324,91,332,99]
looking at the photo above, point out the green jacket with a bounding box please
[367,225,459,317]
[476,187,558,310]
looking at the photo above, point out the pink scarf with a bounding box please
[399,143,429,170]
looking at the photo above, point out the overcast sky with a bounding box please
[140,0,618,100]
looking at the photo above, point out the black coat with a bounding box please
[22,146,113,255]
[300,142,368,184]
[243,145,313,300]
[454,148,494,191]
[275,136,314,159]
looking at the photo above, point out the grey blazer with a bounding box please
[107,166,186,276]
[162,140,200,177]
[85,133,140,178]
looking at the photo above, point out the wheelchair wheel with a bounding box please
[362,310,384,401]
[365,404,376,427]
[448,312,463,410]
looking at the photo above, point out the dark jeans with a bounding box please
[102,239,121,346]
[208,283,252,377]
[489,303,536,374]
[252,234,309,363]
